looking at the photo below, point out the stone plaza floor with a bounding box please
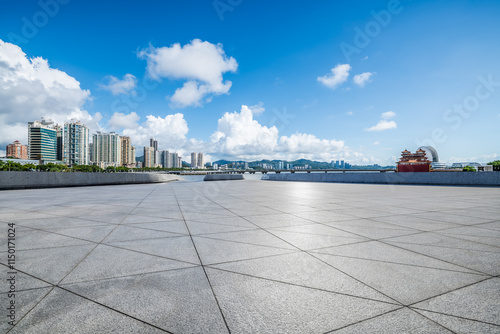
[0,178,499,333]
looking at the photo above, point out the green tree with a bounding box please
[462,166,476,172]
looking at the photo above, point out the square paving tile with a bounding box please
[1,180,498,333]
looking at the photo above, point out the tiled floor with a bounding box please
[0,179,499,333]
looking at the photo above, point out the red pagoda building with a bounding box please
[397,149,431,172]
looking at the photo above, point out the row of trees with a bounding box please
[0,160,187,173]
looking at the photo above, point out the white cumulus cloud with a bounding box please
[138,39,238,108]
[317,64,351,89]
[353,72,373,87]
[107,112,189,150]
[0,39,98,148]
[99,74,137,95]
[107,112,140,131]
[365,111,398,131]
[381,111,396,119]
[365,120,397,132]
[206,105,354,162]
[210,105,279,157]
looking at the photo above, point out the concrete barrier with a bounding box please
[204,174,244,181]
[262,172,500,186]
[0,171,181,190]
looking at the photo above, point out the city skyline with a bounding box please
[1,1,499,165]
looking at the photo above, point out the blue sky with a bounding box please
[0,0,499,164]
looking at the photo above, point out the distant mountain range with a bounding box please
[213,159,395,169]
[135,156,394,169]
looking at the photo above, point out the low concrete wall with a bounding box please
[262,172,500,186]
[0,171,180,190]
[204,174,244,181]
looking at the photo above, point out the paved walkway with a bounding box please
[0,179,499,333]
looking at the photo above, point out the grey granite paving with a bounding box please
[0,179,498,333]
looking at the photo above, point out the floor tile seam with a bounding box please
[26,204,101,217]
[170,184,232,334]
[99,241,201,266]
[191,234,299,251]
[312,221,427,244]
[302,250,404,305]
[175,184,308,254]
[39,222,119,231]
[180,185,404,305]
[364,218,465,232]
[306,251,492,276]
[410,307,500,328]
[202,249,301,267]
[322,307,406,333]
[382,239,500,254]
[409,214,497,225]
[377,240,494,276]
[205,266,402,306]
[434,230,500,241]
[263,227,379,239]
[107,223,190,237]
[5,286,56,334]
[405,307,459,334]
[52,285,175,334]
[323,217,428,231]
[0,263,56,291]
[6,225,109,246]
[406,276,496,307]
[303,239,376,252]
[184,219,263,229]
[58,265,202,287]
[418,231,500,250]
[55,184,164,287]
[469,220,500,229]
[0,241,94,256]
[225,193,431,241]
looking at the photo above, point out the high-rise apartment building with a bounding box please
[91,132,121,167]
[171,152,179,168]
[6,140,28,159]
[197,153,204,168]
[120,136,135,167]
[28,118,58,161]
[159,150,171,168]
[150,137,158,165]
[143,146,155,167]
[63,120,89,166]
[191,152,197,168]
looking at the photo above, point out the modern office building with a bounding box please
[91,132,121,167]
[63,120,89,167]
[28,118,58,161]
[143,146,155,168]
[120,136,135,167]
[6,140,28,159]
